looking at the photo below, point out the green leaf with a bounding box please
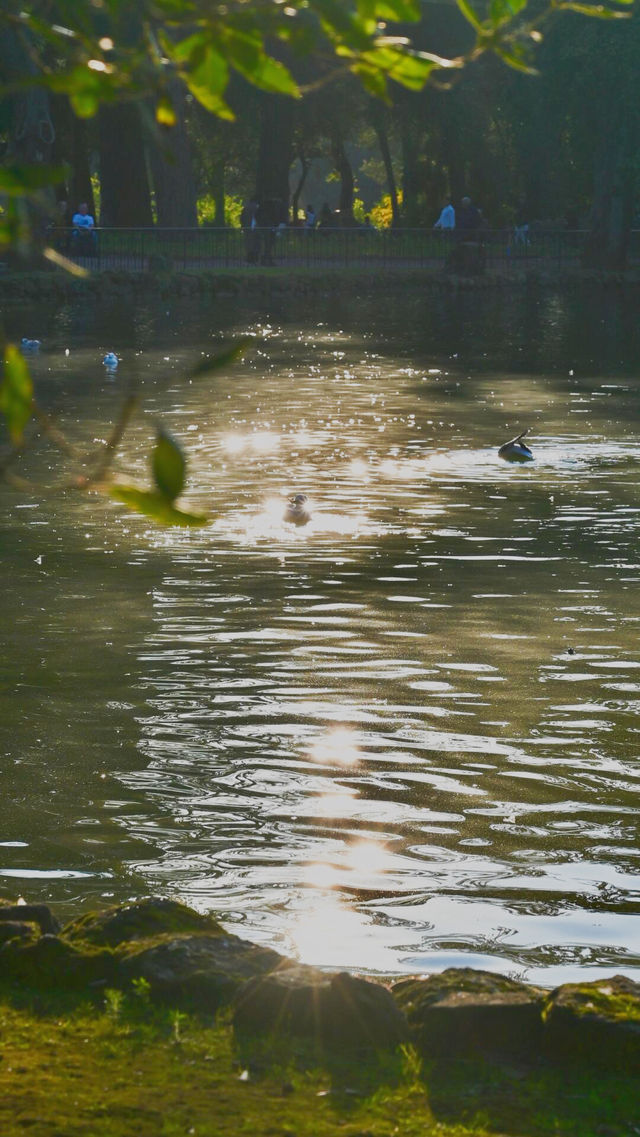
[493,41,538,72]
[218,29,299,96]
[189,338,251,378]
[489,0,528,22]
[359,46,452,90]
[171,32,208,64]
[372,0,421,19]
[152,427,186,502]
[352,61,389,99]
[1,344,34,444]
[51,66,117,118]
[0,165,68,196]
[183,43,234,119]
[110,487,207,527]
[312,0,375,50]
[456,0,484,31]
[387,48,435,86]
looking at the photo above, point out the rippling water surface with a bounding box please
[2,286,640,983]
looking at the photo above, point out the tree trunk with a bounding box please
[583,126,635,271]
[400,114,421,225]
[148,88,198,227]
[0,28,55,261]
[370,103,400,227]
[331,131,354,225]
[291,151,309,225]
[254,93,294,221]
[70,116,95,217]
[48,95,95,218]
[98,104,153,227]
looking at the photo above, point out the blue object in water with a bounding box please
[103,352,118,368]
[20,338,41,352]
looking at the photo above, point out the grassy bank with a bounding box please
[0,985,636,1137]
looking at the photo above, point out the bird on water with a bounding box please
[283,493,311,525]
[498,429,533,462]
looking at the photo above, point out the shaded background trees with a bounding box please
[0,1,638,260]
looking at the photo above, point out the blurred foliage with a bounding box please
[0,345,34,444]
[370,189,403,227]
[197,192,243,227]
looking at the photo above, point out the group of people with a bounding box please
[433,196,485,237]
[240,197,289,265]
[304,203,374,233]
[241,197,377,265]
[434,195,530,246]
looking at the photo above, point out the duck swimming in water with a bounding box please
[498,429,533,462]
[283,493,311,526]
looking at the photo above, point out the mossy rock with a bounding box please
[1,934,116,988]
[119,931,284,1011]
[0,921,37,947]
[2,899,286,1006]
[392,968,545,1060]
[233,964,409,1053]
[63,897,225,947]
[543,975,640,1070]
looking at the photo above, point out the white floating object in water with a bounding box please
[498,429,534,463]
[20,338,41,352]
[103,352,118,368]
[65,348,70,357]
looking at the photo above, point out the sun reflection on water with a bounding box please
[288,889,396,970]
[309,727,361,767]
[220,429,281,455]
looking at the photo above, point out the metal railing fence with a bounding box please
[47,226,640,274]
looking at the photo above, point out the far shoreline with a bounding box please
[3,263,640,304]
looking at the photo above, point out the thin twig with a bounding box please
[82,394,139,488]
[31,404,83,459]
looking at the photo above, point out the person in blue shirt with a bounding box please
[71,202,97,253]
[434,198,455,230]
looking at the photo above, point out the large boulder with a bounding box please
[233,964,409,1052]
[392,968,545,1059]
[543,975,640,1070]
[0,903,60,936]
[63,898,223,946]
[120,932,284,1011]
[1,898,285,1008]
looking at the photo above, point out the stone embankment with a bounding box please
[1,897,638,1068]
[2,266,640,303]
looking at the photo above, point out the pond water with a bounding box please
[2,284,640,984]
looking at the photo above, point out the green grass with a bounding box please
[0,986,637,1137]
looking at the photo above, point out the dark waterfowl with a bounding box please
[283,493,311,526]
[498,429,533,462]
